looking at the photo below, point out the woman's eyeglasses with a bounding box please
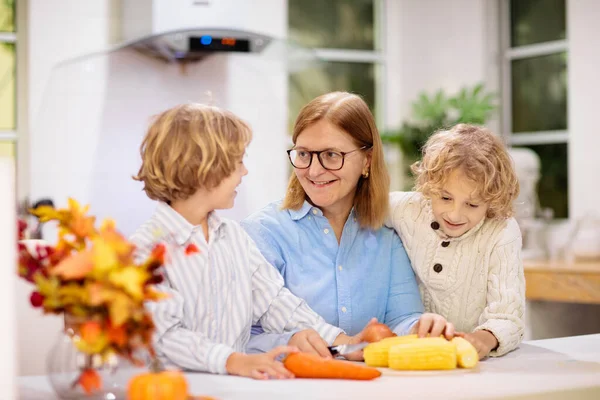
[287,146,371,171]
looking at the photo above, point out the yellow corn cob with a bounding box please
[388,337,457,370]
[451,337,479,368]
[364,335,418,367]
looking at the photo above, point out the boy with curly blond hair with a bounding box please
[389,123,525,359]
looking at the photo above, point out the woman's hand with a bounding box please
[455,330,498,359]
[225,346,298,380]
[410,313,455,339]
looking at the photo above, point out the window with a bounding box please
[0,0,16,160]
[501,0,568,218]
[287,0,383,130]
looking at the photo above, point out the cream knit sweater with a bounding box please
[389,191,525,356]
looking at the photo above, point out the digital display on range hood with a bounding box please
[189,36,250,52]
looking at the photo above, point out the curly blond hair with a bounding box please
[411,124,519,219]
[283,92,390,230]
[133,103,252,203]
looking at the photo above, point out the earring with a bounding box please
[362,170,370,179]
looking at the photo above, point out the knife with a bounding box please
[328,342,369,356]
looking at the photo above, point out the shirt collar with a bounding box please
[287,200,357,222]
[154,202,225,245]
[288,200,317,221]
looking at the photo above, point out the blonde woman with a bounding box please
[242,92,454,359]
[388,124,526,359]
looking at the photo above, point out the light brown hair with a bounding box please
[412,123,519,219]
[133,103,252,203]
[282,92,389,230]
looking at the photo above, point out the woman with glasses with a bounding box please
[241,92,453,359]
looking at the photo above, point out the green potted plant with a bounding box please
[382,83,497,188]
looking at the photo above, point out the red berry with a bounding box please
[30,291,44,308]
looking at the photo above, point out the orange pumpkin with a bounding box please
[128,370,188,400]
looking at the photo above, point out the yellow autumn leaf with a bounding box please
[30,205,64,223]
[109,267,148,301]
[145,286,171,302]
[58,284,90,306]
[98,223,134,261]
[92,239,118,276]
[34,274,61,296]
[51,250,94,280]
[109,293,135,327]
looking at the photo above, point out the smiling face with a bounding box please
[293,119,370,217]
[430,168,490,237]
[208,156,248,210]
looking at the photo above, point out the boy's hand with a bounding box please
[455,330,498,359]
[225,346,298,380]
[288,329,332,358]
[410,313,455,339]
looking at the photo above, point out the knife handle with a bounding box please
[327,346,339,356]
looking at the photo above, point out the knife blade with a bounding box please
[328,342,369,356]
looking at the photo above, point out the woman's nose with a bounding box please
[307,154,326,176]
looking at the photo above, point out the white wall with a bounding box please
[385,0,500,129]
[567,0,600,220]
[384,0,500,189]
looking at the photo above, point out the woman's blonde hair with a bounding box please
[412,123,519,219]
[133,103,252,203]
[282,92,389,230]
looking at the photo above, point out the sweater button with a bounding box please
[430,221,440,230]
[433,263,443,273]
[441,241,450,247]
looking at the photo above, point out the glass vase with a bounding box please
[46,316,140,400]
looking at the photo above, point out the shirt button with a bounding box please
[312,209,318,215]
[441,241,450,247]
[338,265,343,271]
[341,306,347,313]
[433,263,443,273]
[324,228,329,234]
[431,221,440,230]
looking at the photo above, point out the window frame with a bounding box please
[500,0,568,144]
[499,0,569,217]
[0,30,17,143]
[288,0,386,126]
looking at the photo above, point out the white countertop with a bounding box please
[18,334,600,400]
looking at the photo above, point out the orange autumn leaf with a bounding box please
[107,323,127,347]
[80,321,103,344]
[78,368,102,394]
[70,214,96,239]
[151,243,167,263]
[51,250,94,279]
[185,243,200,255]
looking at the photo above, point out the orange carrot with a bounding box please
[283,353,381,380]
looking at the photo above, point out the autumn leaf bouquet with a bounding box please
[17,199,171,395]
